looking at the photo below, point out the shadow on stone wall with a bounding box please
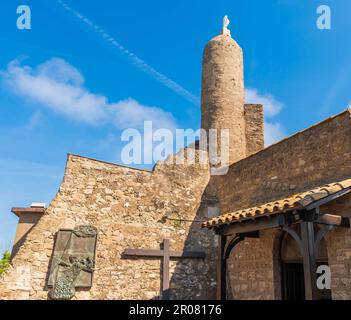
[167,191,217,300]
[117,185,217,300]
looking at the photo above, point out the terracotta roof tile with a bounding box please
[202,178,351,228]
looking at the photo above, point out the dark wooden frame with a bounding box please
[214,206,351,300]
[47,227,98,289]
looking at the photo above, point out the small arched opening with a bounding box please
[280,225,331,300]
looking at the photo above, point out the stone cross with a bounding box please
[123,239,206,300]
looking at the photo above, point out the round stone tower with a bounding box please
[201,16,246,166]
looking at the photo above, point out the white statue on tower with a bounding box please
[222,15,231,37]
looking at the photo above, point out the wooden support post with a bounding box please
[162,239,170,300]
[300,221,318,300]
[217,233,227,300]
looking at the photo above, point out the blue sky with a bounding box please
[0,0,350,253]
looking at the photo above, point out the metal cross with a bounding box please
[123,238,206,300]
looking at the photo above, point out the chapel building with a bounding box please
[1,19,351,300]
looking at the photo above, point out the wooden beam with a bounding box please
[224,235,245,260]
[304,188,351,211]
[300,221,318,300]
[242,231,260,238]
[123,249,164,257]
[219,211,350,238]
[316,214,350,227]
[315,225,333,255]
[162,239,170,300]
[217,233,227,300]
[222,214,287,236]
[123,249,205,259]
[171,251,206,258]
[282,225,303,256]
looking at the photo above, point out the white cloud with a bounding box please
[245,88,286,146]
[1,58,177,131]
[245,88,283,118]
[264,122,286,146]
[2,59,288,150]
[113,99,176,131]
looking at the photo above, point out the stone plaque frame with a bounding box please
[47,226,98,289]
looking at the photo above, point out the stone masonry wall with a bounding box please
[325,227,351,300]
[0,149,217,300]
[201,34,246,165]
[244,104,264,156]
[322,194,351,300]
[223,110,351,300]
[216,109,351,214]
[227,229,279,300]
[226,195,351,300]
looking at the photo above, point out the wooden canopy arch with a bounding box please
[202,179,351,300]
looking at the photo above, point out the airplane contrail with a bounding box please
[56,0,200,106]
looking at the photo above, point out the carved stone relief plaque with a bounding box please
[47,225,98,300]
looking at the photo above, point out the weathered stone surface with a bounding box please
[3,23,351,302]
[227,230,280,300]
[0,150,216,300]
[227,195,351,300]
[325,227,351,299]
[244,104,264,156]
[216,110,351,214]
[201,34,246,165]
